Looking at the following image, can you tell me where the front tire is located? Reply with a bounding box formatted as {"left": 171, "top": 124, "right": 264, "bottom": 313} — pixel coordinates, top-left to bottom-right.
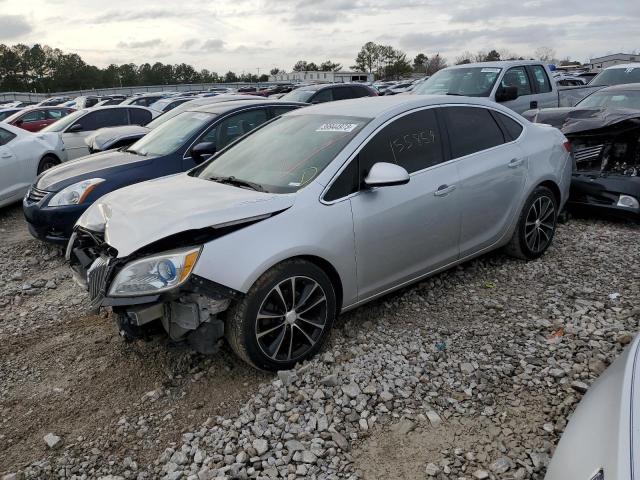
{"left": 37, "top": 155, "right": 59, "bottom": 174}
{"left": 225, "top": 259, "right": 336, "bottom": 371}
{"left": 505, "top": 186, "right": 558, "bottom": 260}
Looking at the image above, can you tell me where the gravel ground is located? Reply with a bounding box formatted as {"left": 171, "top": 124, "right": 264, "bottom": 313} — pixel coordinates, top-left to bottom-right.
{"left": 0, "top": 202, "right": 638, "bottom": 480}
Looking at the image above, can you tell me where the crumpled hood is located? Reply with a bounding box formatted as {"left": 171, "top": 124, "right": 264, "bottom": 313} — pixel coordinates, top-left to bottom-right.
{"left": 522, "top": 107, "right": 640, "bottom": 134}
{"left": 85, "top": 125, "right": 150, "bottom": 151}
{"left": 77, "top": 173, "right": 296, "bottom": 258}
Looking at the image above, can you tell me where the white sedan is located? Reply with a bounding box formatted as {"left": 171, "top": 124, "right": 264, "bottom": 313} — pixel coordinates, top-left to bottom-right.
{"left": 0, "top": 122, "right": 66, "bottom": 208}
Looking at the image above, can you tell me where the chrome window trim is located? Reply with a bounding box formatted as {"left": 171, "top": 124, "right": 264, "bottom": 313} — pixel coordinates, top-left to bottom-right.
{"left": 320, "top": 103, "right": 524, "bottom": 205}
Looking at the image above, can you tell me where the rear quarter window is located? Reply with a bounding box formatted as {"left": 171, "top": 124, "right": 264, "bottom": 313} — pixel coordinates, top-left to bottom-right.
{"left": 492, "top": 111, "right": 524, "bottom": 141}
{"left": 443, "top": 106, "right": 506, "bottom": 158}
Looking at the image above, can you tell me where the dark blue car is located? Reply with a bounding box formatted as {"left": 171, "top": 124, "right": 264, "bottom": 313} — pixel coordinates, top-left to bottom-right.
{"left": 23, "top": 100, "right": 305, "bottom": 244}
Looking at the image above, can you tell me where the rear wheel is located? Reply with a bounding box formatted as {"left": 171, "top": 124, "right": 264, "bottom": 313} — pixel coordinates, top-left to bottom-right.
{"left": 37, "top": 155, "right": 59, "bottom": 174}
{"left": 505, "top": 186, "right": 558, "bottom": 260}
{"left": 225, "top": 259, "right": 336, "bottom": 371}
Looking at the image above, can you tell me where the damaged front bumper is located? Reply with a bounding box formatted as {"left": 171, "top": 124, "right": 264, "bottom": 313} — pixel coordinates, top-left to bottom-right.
{"left": 67, "top": 228, "right": 242, "bottom": 352}
{"left": 569, "top": 172, "right": 640, "bottom": 220}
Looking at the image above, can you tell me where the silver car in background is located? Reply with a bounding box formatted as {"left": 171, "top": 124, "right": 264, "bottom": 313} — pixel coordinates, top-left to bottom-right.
{"left": 68, "top": 95, "right": 572, "bottom": 370}
{"left": 545, "top": 334, "right": 639, "bottom": 480}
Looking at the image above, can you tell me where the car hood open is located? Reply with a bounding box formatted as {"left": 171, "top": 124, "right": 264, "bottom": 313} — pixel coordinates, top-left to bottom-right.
{"left": 76, "top": 173, "right": 296, "bottom": 258}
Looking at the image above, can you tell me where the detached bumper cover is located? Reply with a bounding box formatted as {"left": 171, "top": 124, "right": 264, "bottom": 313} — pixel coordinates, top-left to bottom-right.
{"left": 569, "top": 172, "right": 640, "bottom": 220}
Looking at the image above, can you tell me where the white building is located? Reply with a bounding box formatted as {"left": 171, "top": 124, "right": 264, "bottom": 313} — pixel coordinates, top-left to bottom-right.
{"left": 588, "top": 53, "right": 639, "bottom": 70}
{"left": 269, "top": 70, "right": 374, "bottom": 83}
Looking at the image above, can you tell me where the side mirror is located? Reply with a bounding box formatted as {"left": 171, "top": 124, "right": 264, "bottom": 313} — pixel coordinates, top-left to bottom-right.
{"left": 495, "top": 86, "right": 518, "bottom": 102}
{"left": 191, "top": 142, "right": 217, "bottom": 163}
{"left": 68, "top": 123, "right": 83, "bottom": 133}
{"left": 364, "top": 162, "right": 409, "bottom": 188}
{"left": 15, "top": 119, "right": 24, "bottom": 126}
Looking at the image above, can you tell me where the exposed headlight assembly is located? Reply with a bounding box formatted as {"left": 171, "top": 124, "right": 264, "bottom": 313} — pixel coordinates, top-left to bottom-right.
{"left": 48, "top": 178, "right": 105, "bottom": 206}
{"left": 108, "top": 247, "right": 201, "bottom": 297}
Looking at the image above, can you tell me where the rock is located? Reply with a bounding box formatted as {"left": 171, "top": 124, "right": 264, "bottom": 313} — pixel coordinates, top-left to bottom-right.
{"left": 379, "top": 391, "right": 393, "bottom": 402}
{"left": 391, "top": 418, "right": 415, "bottom": 435}
{"left": 473, "top": 469, "right": 490, "bottom": 479}
{"left": 43, "top": 432, "right": 62, "bottom": 449}
{"left": 320, "top": 373, "right": 339, "bottom": 387}
{"left": 331, "top": 431, "right": 349, "bottom": 451}
{"left": 616, "top": 333, "right": 633, "bottom": 345}
{"left": 571, "top": 381, "right": 589, "bottom": 393}
{"left": 490, "top": 457, "right": 512, "bottom": 474}
{"left": 45, "top": 280, "right": 57, "bottom": 289}
{"left": 301, "top": 450, "right": 317, "bottom": 464}
{"left": 425, "top": 463, "right": 439, "bottom": 476}
{"left": 426, "top": 410, "right": 442, "bottom": 427}
{"left": 460, "top": 362, "right": 475, "bottom": 374}
{"left": 342, "top": 382, "right": 361, "bottom": 399}
{"left": 277, "top": 370, "right": 296, "bottom": 386}
{"left": 253, "top": 438, "right": 269, "bottom": 456}
{"left": 285, "top": 439, "right": 304, "bottom": 453}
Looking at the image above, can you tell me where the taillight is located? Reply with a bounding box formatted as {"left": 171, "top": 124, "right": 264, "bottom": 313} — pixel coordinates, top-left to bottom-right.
{"left": 563, "top": 140, "right": 572, "bottom": 153}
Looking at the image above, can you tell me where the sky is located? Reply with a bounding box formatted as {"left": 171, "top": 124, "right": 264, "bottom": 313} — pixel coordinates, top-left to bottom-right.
{"left": 0, "top": 0, "right": 638, "bottom": 73}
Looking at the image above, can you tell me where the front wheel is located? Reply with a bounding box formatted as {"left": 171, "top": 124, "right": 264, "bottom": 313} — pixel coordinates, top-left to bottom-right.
{"left": 225, "top": 259, "right": 336, "bottom": 371}
{"left": 505, "top": 186, "right": 558, "bottom": 260}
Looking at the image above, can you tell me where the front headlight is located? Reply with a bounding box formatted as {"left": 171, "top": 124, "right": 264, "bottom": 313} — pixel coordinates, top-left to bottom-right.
{"left": 48, "top": 178, "right": 105, "bottom": 207}
{"left": 108, "top": 247, "right": 201, "bottom": 297}
{"left": 617, "top": 194, "right": 639, "bottom": 209}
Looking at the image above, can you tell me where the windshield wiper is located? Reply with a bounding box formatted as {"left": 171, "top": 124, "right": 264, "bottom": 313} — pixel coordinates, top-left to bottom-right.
{"left": 209, "top": 175, "right": 265, "bottom": 192}
{"left": 446, "top": 92, "right": 464, "bottom": 96}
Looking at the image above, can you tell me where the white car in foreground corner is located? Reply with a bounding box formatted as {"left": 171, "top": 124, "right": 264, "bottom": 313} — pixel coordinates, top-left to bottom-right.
{"left": 0, "top": 122, "right": 66, "bottom": 208}
{"left": 545, "top": 333, "right": 639, "bottom": 480}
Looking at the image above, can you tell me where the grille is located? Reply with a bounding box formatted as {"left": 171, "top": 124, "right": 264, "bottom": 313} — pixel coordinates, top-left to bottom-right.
{"left": 87, "top": 256, "right": 110, "bottom": 307}
{"left": 26, "top": 186, "right": 49, "bottom": 203}
{"left": 574, "top": 144, "right": 604, "bottom": 163}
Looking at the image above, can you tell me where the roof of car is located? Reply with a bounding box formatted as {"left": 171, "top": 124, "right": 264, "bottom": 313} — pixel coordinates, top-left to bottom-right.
{"left": 287, "top": 94, "right": 507, "bottom": 118}
{"left": 297, "top": 83, "right": 369, "bottom": 91}
{"left": 447, "top": 60, "right": 547, "bottom": 70}
{"left": 599, "top": 82, "right": 640, "bottom": 92}
{"left": 189, "top": 99, "right": 307, "bottom": 115}
{"left": 604, "top": 63, "right": 640, "bottom": 69}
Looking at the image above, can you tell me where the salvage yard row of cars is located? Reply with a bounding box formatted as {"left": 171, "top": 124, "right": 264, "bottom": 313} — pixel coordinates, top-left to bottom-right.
{"left": 0, "top": 60, "right": 639, "bottom": 478}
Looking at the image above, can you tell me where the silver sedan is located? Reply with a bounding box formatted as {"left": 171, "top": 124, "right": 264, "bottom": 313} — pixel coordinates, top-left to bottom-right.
{"left": 68, "top": 95, "right": 572, "bottom": 370}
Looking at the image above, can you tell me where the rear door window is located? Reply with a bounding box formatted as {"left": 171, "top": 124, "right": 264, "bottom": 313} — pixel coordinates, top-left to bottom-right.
{"left": 46, "top": 109, "right": 69, "bottom": 120}
{"left": 529, "top": 65, "right": 552, "bottom": 93}
{"left": 211, "top": 108, "right": 269, "bottom": 150}
{"left": 358, "top": 108, "right": 444, "bottom": 179}
{"left": 349, "top": 86, "right": 370, "bottom": 98}
{"left": 501, "top": 67, "right": 532, "bottom": 96}
{"left": 129, "top": 108, "right": 153, "bottom": 125}
{"left": 21, "top": 110, "right": 46, "bottom": 122}
{"left": 333, "top": 87, "right": 353, "bottom": 101}
{"left": 443, "top": 106, "right": 505, "bottom": 158}
{"left": 311, "top": 88, "right": 333, "bottom": 103}
{"left": 78, "top": 109, "right": 129, "bottom": 131}
{"left": 0, "top": 127, "right": 16, "bottom": 146}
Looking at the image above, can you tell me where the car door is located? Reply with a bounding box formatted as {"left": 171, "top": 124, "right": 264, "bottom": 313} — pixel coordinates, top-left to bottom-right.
{"left": 527, "top": 64, "right": 557, "bottom": 109}
{"left": 499, "top": 66, "right": 536, "bottom": 113}
{"left": 183, "top": 107, "right": 269, "bottom": 169}
{"left": 15, "top": 110, "right": 48, "bottom": 132}
{"left": 63, "top": 108, "right": 129, "bottom": 160}
{"left": 0, "top": 127, "right": 23, "bottom": 202}
{"left": 442, "top": 106, "right": 526, "bottom": 257}
{"left": 346, "top": 108, "right": 461, "bottom": 301}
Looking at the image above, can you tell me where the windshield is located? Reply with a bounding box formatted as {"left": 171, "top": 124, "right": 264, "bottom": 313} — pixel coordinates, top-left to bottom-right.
{"left": 280, "top": 89, "right": 315, "bottom": 103}
{"left": 590, "top": 67, "right": 640, "bottom": 87}
{"left": 194, "top": 114, "right": 370, "bottom": 193}
{"left": 41, "top": 109, "right": 85, "bottom": 132}
{"left": 128, "top": 111, "right": 216, "bottom": 157}
{"left": 412, "top": 67, "right": 501, "bottom": 97}
{"left": 577, "top": 90, "right": 640, "bottom": 109}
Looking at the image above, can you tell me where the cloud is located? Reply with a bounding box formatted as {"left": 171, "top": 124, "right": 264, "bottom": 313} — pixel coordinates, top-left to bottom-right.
{"left": 0, "top": 14, "right": 32, "bottom": 39}
{"left": 181, "top": 38, "right": 199, "bottom": 50}
{"left": 93, "top": 9, "right": 184, "bottom": 24}
{"left": 202, "top": 39, "right": 225, "bottom": 51}
{"left": 117, "top": 39, "right": 164, "bottom": 49}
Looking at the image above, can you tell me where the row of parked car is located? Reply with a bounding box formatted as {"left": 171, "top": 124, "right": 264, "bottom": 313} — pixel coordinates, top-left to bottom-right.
{"left": 0, "top": 60, "right": 638, "bottom": 477}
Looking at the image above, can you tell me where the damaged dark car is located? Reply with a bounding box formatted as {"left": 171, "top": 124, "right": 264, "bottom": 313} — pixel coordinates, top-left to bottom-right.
{"left": 523, "top": 83, "right": 640, "bottom": 220}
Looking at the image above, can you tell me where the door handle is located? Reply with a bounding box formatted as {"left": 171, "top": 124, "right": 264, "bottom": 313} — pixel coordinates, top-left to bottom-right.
{"left": 434, "top": 184, "right": 456, "bottom": 197}
{"left": 508, "top": 158, "right": 524, "bottom": 168}
{"left": 530, "top": 100, "right": 538, "bottom": 109}
{"left": 0, "top": 152, "right": 11, "bottom": 158}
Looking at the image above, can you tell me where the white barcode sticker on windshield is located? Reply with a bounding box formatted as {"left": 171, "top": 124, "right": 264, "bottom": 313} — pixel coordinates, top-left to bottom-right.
{"left": 481, "top": 68, "right": 501, "bottom": 73}
{"left": 316, "top": 123, "right": 358, "bottom": 132}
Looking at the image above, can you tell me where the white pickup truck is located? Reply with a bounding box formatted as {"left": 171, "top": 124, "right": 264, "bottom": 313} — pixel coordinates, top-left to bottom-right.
{"left": 411, "top": 60, "right": 600, "bottom": 114}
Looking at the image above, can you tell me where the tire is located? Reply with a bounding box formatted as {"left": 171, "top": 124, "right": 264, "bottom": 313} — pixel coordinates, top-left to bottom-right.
{"left": 225, "top": 259, "right": 336, "bottom": 371}
{"left": 505, "top": 186, "right": 558, "bottom": 260}
{"left": 37, "top": 155, "right": 59, "bottom": 174}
